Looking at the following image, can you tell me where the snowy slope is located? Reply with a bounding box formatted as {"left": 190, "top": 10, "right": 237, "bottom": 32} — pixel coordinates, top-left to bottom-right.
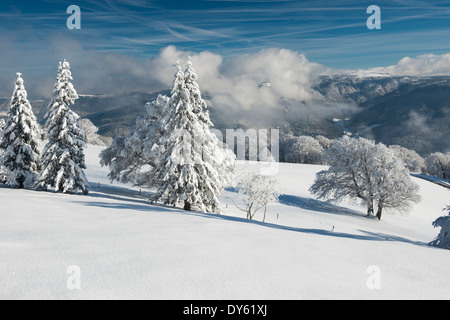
{"left": 0, "top": 145, "right": 449, "bottom": 300}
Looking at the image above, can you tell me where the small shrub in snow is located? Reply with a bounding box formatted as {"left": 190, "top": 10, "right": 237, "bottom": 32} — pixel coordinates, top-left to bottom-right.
{"left": 233, "top": 171, "right": 280, "bottom": 222}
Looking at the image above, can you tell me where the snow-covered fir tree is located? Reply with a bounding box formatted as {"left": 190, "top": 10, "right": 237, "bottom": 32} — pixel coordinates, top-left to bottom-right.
{"left": 100, "top": 94, "right": 169, "bottom": 187}
{"left": 151, "top": 59, "right": 235, "bottom": 213}
{"left": 184, "top": 56, "right": 208, "bottom": 116}
{"left": 309, "top": 136, "right": 421, "bottom": 220}
{"left": 36, "top": 60, "right": 89, "bottom": 195}
{"left": 0, "top": 73, "right": 41, "bottom": 188}
{"left": 183, "top": 57, "right": 235, "bottom": 187}
{"left": 429, "top": 205, "right": 450, "bottom": 250}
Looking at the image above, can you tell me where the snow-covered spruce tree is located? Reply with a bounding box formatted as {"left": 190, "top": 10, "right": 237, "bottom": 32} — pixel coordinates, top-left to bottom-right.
{"left": 429, "top": 205, "right": 450, "bottom": 250}
{"left": 100, "top": 94, "right": 169, "bottom": 187}
{"left": 151, "top": 59, "right": 235, "bottom": 213}
{"left": 0, "top": 73, "right": 41, "bottom": 188}
{"left": 183, "top": 57, "right": 236, "bottom": 187}
{"left": 309, "top": 136, "right": 420, "bottom": 221}
{"left": 36, "top": 60, "right": 89, "bottom": 195}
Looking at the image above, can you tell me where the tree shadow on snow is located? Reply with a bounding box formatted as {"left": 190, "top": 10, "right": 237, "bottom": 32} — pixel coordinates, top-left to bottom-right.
{"left": 357, "top": 230, "right": 427, "bottom": 246}
{"left": 278, "top": 194, "right": 365, "bottom": 218}
{"left": 79, "top": 200, "right": 176, "bottom": 213}
{"left": 180, "top": 211, "right": 428, "bottom": 247}
{"left": 226, "top": 187, "right": 367, "bottom": 218}
{"left": 71, "top": 182, "right": 175, "bottom": 214}
{"left": 79, "top": 183, "right": 426, "bottom": 247}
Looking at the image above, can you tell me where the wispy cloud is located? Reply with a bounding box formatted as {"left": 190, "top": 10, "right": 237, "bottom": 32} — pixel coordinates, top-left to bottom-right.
{"left": 1, "top": 0, "right": 450, "bottom": 80}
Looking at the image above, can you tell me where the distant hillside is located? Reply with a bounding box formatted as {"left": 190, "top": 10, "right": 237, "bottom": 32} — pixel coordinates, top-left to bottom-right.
{"left": 348, "top": 78, "right": 450, "bottom": 155}
{"left": 311, "top": 74, "right": 404, "bottom": 105}
{"left": 1, "top": 75, "right": 450, "bottom": 155}
{"left": 0, "top": 90, "right": 170, "bottom": 138}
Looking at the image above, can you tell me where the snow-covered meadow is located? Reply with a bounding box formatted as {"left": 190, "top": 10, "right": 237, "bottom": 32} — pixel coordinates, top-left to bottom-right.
{"left": 1, "top": 144, "right": 449, "bottom": 300}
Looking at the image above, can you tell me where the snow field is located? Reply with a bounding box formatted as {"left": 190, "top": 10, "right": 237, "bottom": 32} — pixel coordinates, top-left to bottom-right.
{"left": 0, "top": 145, "right": 449, "bottom": 299}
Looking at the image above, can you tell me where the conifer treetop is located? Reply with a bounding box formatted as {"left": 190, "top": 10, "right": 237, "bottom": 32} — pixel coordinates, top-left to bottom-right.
{"left": 50, "top": 59, "right": 79, "bottom": 111}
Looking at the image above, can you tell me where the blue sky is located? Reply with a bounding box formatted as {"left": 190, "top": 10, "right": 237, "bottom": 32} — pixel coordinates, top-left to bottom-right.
{"left": 1, "top": 0, "right": 450, "bottom": 96}
{"left": 2, "top": 0, "right": 450, "bottom": 66}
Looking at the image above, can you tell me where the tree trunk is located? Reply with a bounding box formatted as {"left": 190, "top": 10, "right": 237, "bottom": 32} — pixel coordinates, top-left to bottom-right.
{"left": 183, "top": 200, "right": 191, "bottom": 211}
{"left": 17, "top": 175, "right": 25, "bottom": 189}
{"left": 367, "top": 198, "right": 374, "bottom": 216}
{"left": 376, "top": 203, "right": 383, "bottom": 221}
{"left": 247, "top": 203, "right": 253, "bottom": 219}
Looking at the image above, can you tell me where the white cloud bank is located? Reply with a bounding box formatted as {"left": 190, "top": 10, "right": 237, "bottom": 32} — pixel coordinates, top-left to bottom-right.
{"left": 1, "top": 44, "right": 329, "bottom": 108}
{"left": 42, "top": 45, "right": 331, "bottom": 115}
{"left": 360, "top": 54, "right": 450, "bottom": 77}
{"left": 3, "top": 41, "right": 450, "bottom": 114}
{"left": 138, "top": 46, "right": 331, "bottom": 111}
{"left": 188, "top": 47, "right": 331, "bottom": 110}
{"left": 85, "top": 48, "right": 450, "bottom": 111}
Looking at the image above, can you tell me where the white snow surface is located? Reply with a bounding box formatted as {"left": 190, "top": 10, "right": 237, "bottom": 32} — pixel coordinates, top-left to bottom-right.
{"left": 1, "top": 145, "right": 449, "bottom": 300}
